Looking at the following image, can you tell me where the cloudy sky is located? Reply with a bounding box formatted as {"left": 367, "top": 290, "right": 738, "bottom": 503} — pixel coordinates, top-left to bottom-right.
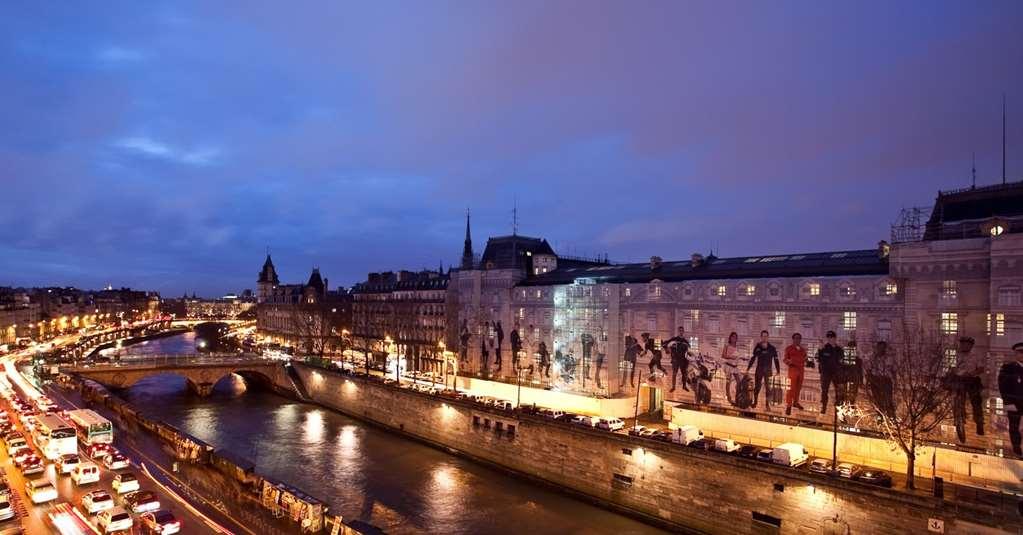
{"left": 2, "top": 1, "right": 1021, "bottom": 296}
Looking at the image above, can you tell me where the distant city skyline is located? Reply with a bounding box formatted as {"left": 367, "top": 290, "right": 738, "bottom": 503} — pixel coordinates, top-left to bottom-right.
{"left": 2, "top": 1, "right": 1022, "bottom": 296}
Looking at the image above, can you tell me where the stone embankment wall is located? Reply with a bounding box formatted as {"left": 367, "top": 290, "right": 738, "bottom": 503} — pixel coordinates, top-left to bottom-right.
{"left": 295, "top": 363, "right": 1021, "bottom": 534}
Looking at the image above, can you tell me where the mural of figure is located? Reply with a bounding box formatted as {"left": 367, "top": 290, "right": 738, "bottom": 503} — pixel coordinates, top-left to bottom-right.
{"left": 538, "top": 340, "right": 551, "bottom": 378}
{"left": 817, "top": 330, "right": 843, "bottom": 414}
{"left": 459, "top": 319, "right": 471, "bottom": 363}
{"left": 620, "top": 333, "right": 640, "bottom": 388}
{"left": 581, "top": 332, "right": 595, "bottom": 375}
{"left": 664, "top": 326, "right": 691, "bottom": 393}
{"left": 688, "top": 353, "right": 718, "bottom": 405}
{"left": 997, "top": 342, "right": 1023, "bottom": 456}
{"left": 949, "top": 336, "right": 985, "bottom": 443}
{"left": 866, "top": 340, "right": 895, "bottom": 417}
{"left": 510, "top": 323, "right": 522, "bottom": 369}
{"left": 642, "top": 333, "right": 666, "bottom": 379}
{"left": 480, "top": 331, "right": 490, "bottom": 371}
{"left": 783, "top": 333, "right": 807, "bottom": 415}
{"left": 721, "top": 332, "right": 747, "bottom": 407}
{"left": 494, "top": 321, "right": 504, "bottom": 372}
{"left": 835, "top": 340, "right": 863, "bottom": 407}
{"left": 746, "top": 330, "right": 779, "bottom": 409}
{"left": 523, "top": 324, "right": 536, "bottom": 375}
{"left": 593, "top": 339, "right": 606, "bottom": 389}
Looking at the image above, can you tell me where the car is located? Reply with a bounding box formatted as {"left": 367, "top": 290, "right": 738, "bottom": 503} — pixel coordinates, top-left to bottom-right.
{"left": 82, "top": 490, "right": 114, "bottom": 515}
{"left": 72, "top": 462, "right": 101, "bottom": 486}
{"left": 102, "top": 452, "right": 130, "bottom": 470}
{"left": 713, "top": 439, "right": 741, "bottom": 453}
{"left": 836, "top": 462, "right": 861, "bottom": 479}
{"left": 122, "top": 490, "right": 160, "bottom": 514}
{"left": 0, "top": 500, "right": 12, "bottom": 522}
{"left": 571, "top": 415, "right": 595, "bottom": 427}
{"left": 112, "top": 473, "right": 140, "bottom": 495}
{"left": 595, "top": 418, "right": 625, "bottom": 432}
{"left": 688, "top": 438, "right": 712, "bottom": 450}
{"left": 494, "top": 400, "right": 515, "bottom": 411}
{"left": 3, "top": 434, "right": 27, "bottom": 455}
{"left": 808, "top": 458, "right": 834, "bottom": 474}
{"left": 854, "top": 469, "right": 893, "bottom": 488}
{"left": 25, "top": 479, "right": 57, "bottom": 504}
{"left": 651, "top": 430, "right": 673, "bottom": 442}
{"left": 639, "top": 428, "right": 659, "bottom": 439}
{"left": 140, "top": 509, "right": 182, "bottom": 534}
{"left": 59, "top": 454, "right": 80, "bottom": 475}
{"left": 545, "top": 410, "right": 566, "bottom": 420}
{"left": 756, "top": 448, "right": 774, "bottom": 462}
{"left": 12, "top": 449, "right": 35, "bottom": 466}
{"left": 86, "top": 443, "right": 113, "bottom": 459}
{"left": 18, "top": 455, "right": 44, "bottom": 475}
{"left": 97, "top": 507, "right": 133, "bottom": 533}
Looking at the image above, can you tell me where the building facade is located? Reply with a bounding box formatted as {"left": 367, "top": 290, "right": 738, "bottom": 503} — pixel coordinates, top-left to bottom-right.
{"left": 255, "top": 259, "right": 352, "bottom": 355}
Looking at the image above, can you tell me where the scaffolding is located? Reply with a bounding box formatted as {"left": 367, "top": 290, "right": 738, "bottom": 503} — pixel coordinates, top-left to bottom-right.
{"left": 552, "top": 281, "right": 609, "bottom": 396}
{"left": 890, "top": 206, "right": 927, "bottom": 243}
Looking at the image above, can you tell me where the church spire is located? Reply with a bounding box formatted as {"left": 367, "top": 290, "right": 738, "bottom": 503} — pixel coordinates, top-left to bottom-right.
{"left": 461, "top": 209, "right": 474, "bottom": 270}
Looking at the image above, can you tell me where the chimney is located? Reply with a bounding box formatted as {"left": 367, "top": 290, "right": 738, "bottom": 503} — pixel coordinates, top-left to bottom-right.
{"left": 650, "top": 256, "right": 662, "bottom": 271}
{"left": 877, "top": 240, "right": 890, "bottom": 259}
{"left": 691, "top": 253, "right": 705, "bottom": 267}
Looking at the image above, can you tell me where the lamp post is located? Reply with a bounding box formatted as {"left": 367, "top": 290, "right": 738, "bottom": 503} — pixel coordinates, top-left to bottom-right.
{"left": 633, "top": 378, "right": 645, "bottom": 432}
{"left": 516, "top": 364, "right": 523, "bottom": 407}
{"left": 832, "top": 402, "right": 839, "bottom": 475}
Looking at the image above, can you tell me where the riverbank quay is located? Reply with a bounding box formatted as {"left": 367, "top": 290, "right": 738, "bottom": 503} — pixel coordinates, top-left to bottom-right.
{"left": 54, "top": 372, "right": 365, "bottom": 534}
{"left": 292, "top": 361, "right": 1023, "bottom": 534}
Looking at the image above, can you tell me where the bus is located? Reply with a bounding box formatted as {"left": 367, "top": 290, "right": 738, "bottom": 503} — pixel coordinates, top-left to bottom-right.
{"left": 35, "top": 414, "right": 78, "bottom": 460}
{"left": 67, "top": 409, "right": 113, "bottom": 446}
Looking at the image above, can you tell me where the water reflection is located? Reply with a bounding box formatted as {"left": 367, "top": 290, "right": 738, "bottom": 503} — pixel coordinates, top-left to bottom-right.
{"left": 123, "top": 334, "right": 665, "bottom": 535}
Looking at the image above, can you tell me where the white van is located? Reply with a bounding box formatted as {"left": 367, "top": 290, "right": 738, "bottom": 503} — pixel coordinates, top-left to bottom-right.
{"left": 713, "top": 438, "right": 741, "bottom": 453}
{"left": 771, "top": 443, "right": 809, "bottom": 467}
{"left": 72, "top": 462, "right": 101, "bottom": 486}
{"left": 672, "top": 425, "right": 703, "bottom": 446}
{"left": 596, "top": 418, "right": 624, "bottom": 432}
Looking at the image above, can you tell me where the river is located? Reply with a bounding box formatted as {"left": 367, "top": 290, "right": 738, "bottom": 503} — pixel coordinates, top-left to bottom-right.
{"left": 118, "top": 333, "right": 665, "bottom": 535}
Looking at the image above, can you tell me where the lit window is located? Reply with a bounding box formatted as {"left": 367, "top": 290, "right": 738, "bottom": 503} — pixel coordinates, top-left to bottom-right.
{"left": 842, "top": 345, "right": 857, "bottom": 366}
{"left": 842, "top": 311, "right": 857, "bottom": 330}
{"left": 991, "top": 225, "right": 1005, "bottom": 237}
{"left": 716, "top": 285, "right": 726, "bottom": 297}
{"left": 743, "top": 284, "right": 756, "bottom": 297}
{"left": 943, "top": 348, "right": 958, "bottom": 371}
{"left": 995, "top": 313, "right": 1005, "bottom": 336}
{"left": 517, "top": 308, "right": 525, "bottom": 320}
{"left": 651, "top": 285, "right": 662, "bottom": 298}
{"left": 839, "top": 285, "right": 856, "bottom": 298}
{"left": 771, "top": 312, "right": 785, "bottom": 328}
{"left": 942, "top": 280, "right": 957, "bottom": 298}
{"left": 808, "top": 283, "right": 821, "bottom": 296}
{"left": 940, "top": 312, "right": 958, "bottom": 335}
{"left": 690, "top": 336, "right": 700, "bottom": 353}
{"left": 535, "top": 289, "right": 542, "bottom": 299}
{"left": 624, "top": 287, "right": 631, "bottom": 297}
{"left": 884, "top": 282, "right": 898, "bottom": 296}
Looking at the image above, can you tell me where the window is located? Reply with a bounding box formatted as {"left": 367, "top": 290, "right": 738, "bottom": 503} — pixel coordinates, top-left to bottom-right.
{"left": 883, "top": 282, "right": 898, "bottom": 296}
{"left": 716, "top": 285, "right": 727, "bottom": 297}
{"left": 841, "top": 345, "right": 857, "bottom": 366}
{"left": 690, "top": 336, "right": 699, "bottom": 353}
{"left": 743, "top": 284, "right": 756, "bottom": 297}
{"left": 839, "top": 285, "right": 856, "bottom": 298}
{"left": 624, "top": 287, "right": 631, "bottom": 297}
{"left": 651, "top": 285, "right": 662, "bottom": 298}
{"left": 877, "top": 319, "right": 892, "bottom": 341}
{"left": 736, "top": 316, "right": 749, "bottom": 336}
{"left": 495, "top": 421, "right": 504, "bottom": 433}
{"left": 646, "top": 313, "right": 657, "bottom": 332}
{"left": 507, "top": 424, "right": 516, "bottom": 437}
{"left": 517, "top": 307, "right": 525, "bottom": 320}
{"left": 942, "top": 280, "right": 957, "bottom": 298}
{"left": 768, "top": 284, "right": 781, "bottom": 298}
{"left": 842, "top": 311, "right": 857, "bottom": 331}
{"left": 999, "top": 286, "right": 1021, "bottom": 306}
{"left": 991, "top": 224, "right": 1005, "bottom": 237}
{"left": 534, "top": 289, "right": 542, "bottom": 299}
{"left": 808, "top": 282, "right": 821, "bottom": 296}
{"left": 683, "top": 286, "right": 694, "bottom": 298}
{"left": 771, "top": 312, "right": 786, "bottom": 328}
{"left": 943, "top": 348, "right": 957, "bottom": 372}
{"left": 995, "top": 313, "right": 1005, "bottom": 336}
{"left": 800, "top": 318, "right": 815, "bottom": 338}
{"left": 940, "top": 312, "right": 958, "bottom": 335}
{"left": 707, "top": 316, "right": 720, "bottom": 333}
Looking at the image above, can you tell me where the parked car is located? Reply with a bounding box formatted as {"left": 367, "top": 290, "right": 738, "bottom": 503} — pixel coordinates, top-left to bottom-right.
{"left": 546, "top": 410, "right": 566, "bottom": 420}
{"left": 627, "top": 425, "right": 647, "bottom": 437}
{"left": 672, "top": 425, "right": 704, "bottom": 446}
{"left": 494, "top": 400, "right": 515, "bottom": 411}
{"left": 82, "top": 490, "right": 115, "bottom": 514}
{"left": 854, "top": 469, "right": 893, "bottom": 488}
{"left": 25, "top": 479, "right": 57, "bottom": 504}
{"left": 0, "top": 499, "right": 12, "bottom": 522}
{"left": 555, "top": 412, "right": 578, "bottom": 422}
{"left": 72, "top": 462, "right": 101, "bottom": 486}
{"left": 595, "top": 418, "right": 625, "bottom": 432}
{"left": 688, "top": 438, "right": 712, "bottom": 450}
{"left": 755, "top": 448, "right": 774, "bottom": 462}
{"left": 97, "top": 506, "right": 133, "bottom": 533}
{"left": 140, "top": 509, "right": 182, "bottom": 534}
{"left": 59, "top": 454, "right": 80, "bottom": 475}
{"left": 102, "top": 452, "right": 130, "bottom": 470}
{"left": 713, "top": 439, "right": 741, "bottom": 453}
{"left": 651, "top": 430, "right": 673, "bottom": 442}
{"left": 122, "top": 490, "right": 160, "bottom": 514}
{"left": 571, "top": 415, "right": 595, "bottom": 427}
{"left": 808, "top": 458, "right": 834, "bottom": 474}
{"left": 836, "top": 462, "right": 860, "bottom": 479}
{"left": 771, "top": 443, "right": 810, "bottom": 467}
{"left": 112, "top": 473, "right": 140, "bottom": 495}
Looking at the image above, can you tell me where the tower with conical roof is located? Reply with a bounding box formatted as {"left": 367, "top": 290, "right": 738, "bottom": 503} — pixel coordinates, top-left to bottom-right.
{"left": 460, "top": 209, "right": 474, "bottom": 270}
{"left": 257, "top": 253, "right": 279, "bottom": 303}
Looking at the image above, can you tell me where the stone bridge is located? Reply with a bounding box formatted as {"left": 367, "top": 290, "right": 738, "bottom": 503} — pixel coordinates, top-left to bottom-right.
{"left": 61, "top": 354, "right": 297, "bottom": 397}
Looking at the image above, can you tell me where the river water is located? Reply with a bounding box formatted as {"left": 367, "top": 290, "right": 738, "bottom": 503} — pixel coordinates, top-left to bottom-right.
{"left": 119, "top": 333, "right": 665, "bottom": 535}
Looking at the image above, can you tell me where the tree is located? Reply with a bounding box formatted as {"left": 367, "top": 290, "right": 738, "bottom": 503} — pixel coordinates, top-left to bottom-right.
{"left": 863, "top": 322, "right": 953, "bottom": 489}
{"left": 290, "top": 302, "right": 339, "bottom": 361}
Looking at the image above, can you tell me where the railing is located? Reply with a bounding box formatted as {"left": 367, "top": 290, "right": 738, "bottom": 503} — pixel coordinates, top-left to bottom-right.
{"left": 65, "top": 354, "right": 276, "bottom": 370}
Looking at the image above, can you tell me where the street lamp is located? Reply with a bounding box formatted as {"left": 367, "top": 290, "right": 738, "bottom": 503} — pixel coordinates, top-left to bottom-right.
{"left": 633, "top": 379, "right": 647, "bottom": 433}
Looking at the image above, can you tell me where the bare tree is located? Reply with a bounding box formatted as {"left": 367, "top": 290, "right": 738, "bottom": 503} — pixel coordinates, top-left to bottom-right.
{"left": 290, "top": 303, "right": 338, "bottom": 360}
{"left": 863, "top": 322, "right": 953, "bottom": 489}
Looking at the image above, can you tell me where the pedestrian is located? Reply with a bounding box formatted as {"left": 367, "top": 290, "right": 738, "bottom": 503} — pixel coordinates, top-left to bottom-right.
{"left": 817, "top": 331, "right": 843, "bottom": 414}
{"left": 538, "top": 341, "right": 551, "bottom": 378}
{"left": 783, "top": 333, "right": 807, "bottom": 415}
{"left": 495, "top": 321, "right": 504, "bottom": 372}
{"left": 949, "top": 336, "right": 985, "bottom": 443}
{"left": 664, "top": 326, "right": 691, "bottom": 393}
{"left": 620, "top": 333, "right": 640, "bottom": 388}
{"left": 642, "top": 333, "right": 667, "bottom": 378}
{"left": 998, "top": 342, "right": 1023, "bottom": 456}
{"left": 510, "top": 323, "right": 522, "bottom": 369}
{"left": 747, "top": 330, "right": 780, "bottom": 409}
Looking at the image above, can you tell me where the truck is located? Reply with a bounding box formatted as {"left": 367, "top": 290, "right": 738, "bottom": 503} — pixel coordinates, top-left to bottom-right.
{"left": 771, "top": 442, "right": 810, "bottom": 467}
{"left": 672, "top": 425, "right": 703, "bottom": 446}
